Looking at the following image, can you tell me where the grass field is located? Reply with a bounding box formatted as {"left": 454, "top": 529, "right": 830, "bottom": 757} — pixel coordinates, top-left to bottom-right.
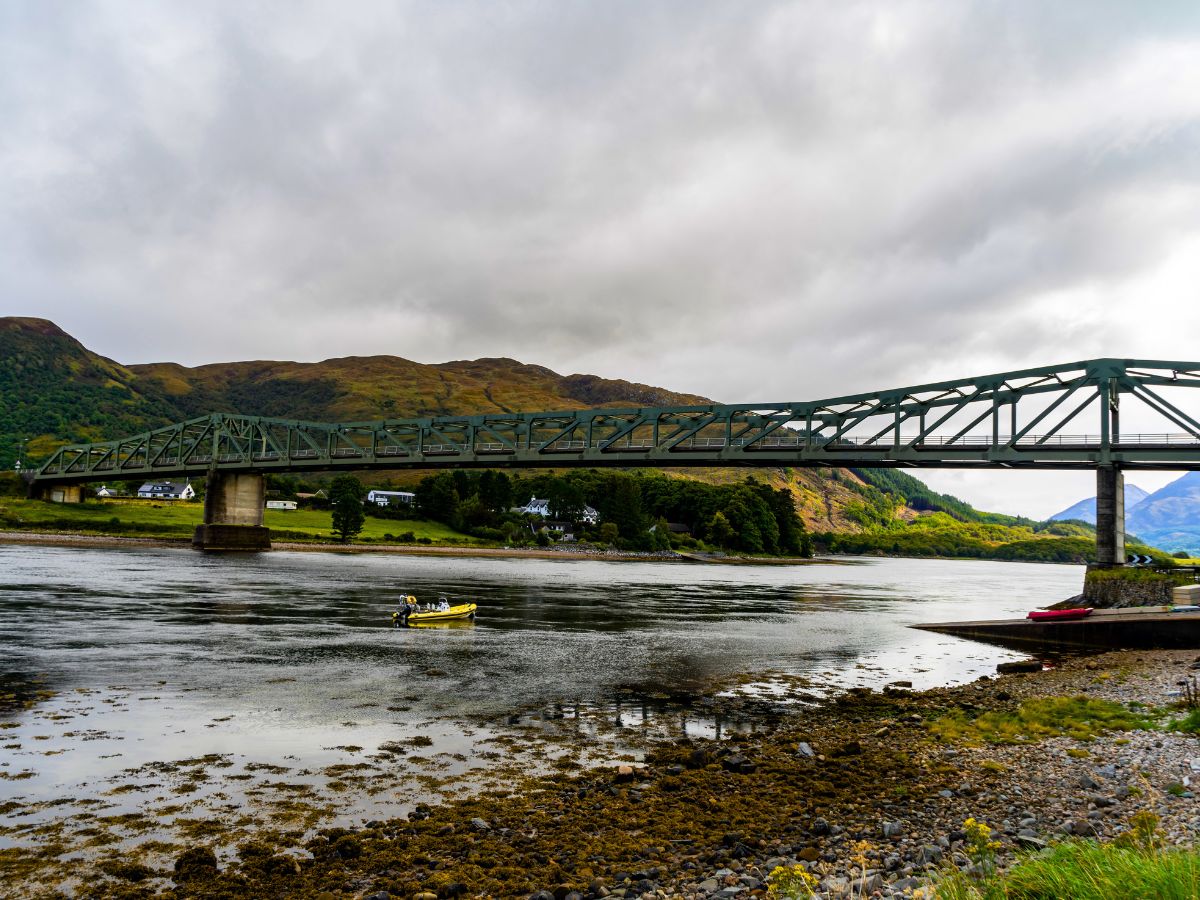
{"left": 0, "top": 498, "right": 472, "bottom": 544}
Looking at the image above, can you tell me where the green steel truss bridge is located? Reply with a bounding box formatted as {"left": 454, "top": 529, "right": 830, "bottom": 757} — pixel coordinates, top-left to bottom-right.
{"left": 31, "top": 358, "right": 1200, "bottom": 558}
{"left": 34, "top": 358, "right": 1200, "bottom": 481}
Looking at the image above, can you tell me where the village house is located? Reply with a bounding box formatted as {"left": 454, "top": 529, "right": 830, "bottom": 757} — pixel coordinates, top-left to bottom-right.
{"left": 540, "top": 521, "right": 579, "bottom": 541}
{"left": 366, "top": 489, "right": 415, "bottom": 507}
{"left": 518, "top": 496, "right": 599, "bottom": 525}
{"left": 95, "top": 484, "right": 115, "bottom": 498}
{"left": 136, "top": 481, "right": 195, "bottom": 501}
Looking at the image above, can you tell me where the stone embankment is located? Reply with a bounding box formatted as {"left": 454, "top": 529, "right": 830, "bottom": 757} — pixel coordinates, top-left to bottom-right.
{"left": 1080, "top": 566, "right": 1198, "bottom": 608}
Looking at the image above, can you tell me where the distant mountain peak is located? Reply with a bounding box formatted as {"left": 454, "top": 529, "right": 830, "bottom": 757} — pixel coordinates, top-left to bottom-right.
{"left": 1126, "top": 472, "right": 1200, "bottom": 555}
{"left": 1048, "top": 482, "right": 1150, "bottom": 525}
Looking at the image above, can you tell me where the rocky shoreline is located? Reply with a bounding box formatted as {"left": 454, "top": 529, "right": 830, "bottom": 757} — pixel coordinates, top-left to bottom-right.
{"left": 11, "top": 648, "right": 1192, "bottom": 899}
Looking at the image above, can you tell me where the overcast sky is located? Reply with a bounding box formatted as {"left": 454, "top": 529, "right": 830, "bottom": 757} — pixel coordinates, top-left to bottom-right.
{"left": 3, "top": 1, "right": 1199, "bottom": 517}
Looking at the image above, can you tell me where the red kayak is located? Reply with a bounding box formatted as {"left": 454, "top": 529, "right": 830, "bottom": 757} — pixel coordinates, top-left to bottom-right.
{"left": 1027, "top": 607, "right": 1093, "bottom": 621}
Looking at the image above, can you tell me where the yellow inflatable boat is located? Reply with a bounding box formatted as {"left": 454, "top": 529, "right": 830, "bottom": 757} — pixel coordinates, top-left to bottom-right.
{"left": 392, "top": 596, "right": 477, "bottom": 627}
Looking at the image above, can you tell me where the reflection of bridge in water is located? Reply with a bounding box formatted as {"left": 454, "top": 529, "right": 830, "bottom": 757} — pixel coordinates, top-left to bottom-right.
{"left": 31, "top": 358, "right": 1200, "bottom": 558}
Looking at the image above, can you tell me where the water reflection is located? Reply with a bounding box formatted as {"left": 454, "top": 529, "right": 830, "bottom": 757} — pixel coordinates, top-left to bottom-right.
{"left": 0, "top": 543, "right": 1083, "bottom": 830}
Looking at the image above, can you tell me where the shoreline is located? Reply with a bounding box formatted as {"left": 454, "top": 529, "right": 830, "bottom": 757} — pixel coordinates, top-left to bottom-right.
{"left": 0, "top": 529, "right": 822, "bottom": 564}
{"left": 4, "top": 648, "right": 1197, "bottom": 897}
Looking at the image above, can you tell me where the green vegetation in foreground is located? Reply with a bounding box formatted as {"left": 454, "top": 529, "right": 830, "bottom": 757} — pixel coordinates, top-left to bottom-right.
{"left": 935, "top": 828, "right": 1200, "bottom": 899}
{"left": 928, "top": 696, "right": 1158, "bottom": 746}
{"left": 1169, "top": 708, "right": 1200, "bottom": 734}
{"left": 0, "top": 498, "right": 467, "bottom": 544}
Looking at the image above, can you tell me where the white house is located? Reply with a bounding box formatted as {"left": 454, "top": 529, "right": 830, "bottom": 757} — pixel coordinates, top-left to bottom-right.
{"left": 266, "top": 499, "right": 298, "bottom": 511}
{"left": 518, "top": 496, "right": 599, "bottom": 525}
{"left": 137, "top": 481, "right": 195, "bottom": 500}
{"left": 367, "top": 489, "right": 415, "bottom": 507}
{"left": 519, "top": 497, "right": 552, "bottom": 517}
{"left": 95, "top": 484, "right": 115, "bottom": 498}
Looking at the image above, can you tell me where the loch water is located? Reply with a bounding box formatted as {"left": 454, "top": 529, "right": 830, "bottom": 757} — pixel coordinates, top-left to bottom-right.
{"left": 0, "top": 544, "right": 1082, "bottom": 834}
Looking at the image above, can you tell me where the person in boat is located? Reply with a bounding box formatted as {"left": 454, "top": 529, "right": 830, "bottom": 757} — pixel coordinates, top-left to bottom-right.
{"left": 394, "top": 595, "right": 419, "bottom": 626}
{"left": 436, "top": 597, "right": 450, "bottom": 612}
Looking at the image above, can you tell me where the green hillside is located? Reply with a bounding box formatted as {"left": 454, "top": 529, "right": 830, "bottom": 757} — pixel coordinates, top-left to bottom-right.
{"left": 0, "top": 318, "right": 179, "bottom": 466}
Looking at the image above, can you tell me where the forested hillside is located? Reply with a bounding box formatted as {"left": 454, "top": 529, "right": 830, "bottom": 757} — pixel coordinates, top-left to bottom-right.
{"left": 0, "top": 318, "right": 179, "bottom": 464}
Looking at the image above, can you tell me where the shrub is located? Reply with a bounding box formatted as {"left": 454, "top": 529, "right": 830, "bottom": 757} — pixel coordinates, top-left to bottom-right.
{"left": 767, "top": 864, "right": 818, "bottom": 899}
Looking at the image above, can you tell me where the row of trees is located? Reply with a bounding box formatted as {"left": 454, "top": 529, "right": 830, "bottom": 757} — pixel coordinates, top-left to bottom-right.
{"left": 408, "top": 469, "right": 811, "bottom": 556}
{"left": 321, "top": 469, "right": 811, "bottom": 556}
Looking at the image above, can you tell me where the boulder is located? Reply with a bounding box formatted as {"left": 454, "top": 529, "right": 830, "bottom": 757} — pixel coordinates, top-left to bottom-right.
{"left": 997, "top": 659, "right": 1042, "bottom": 675}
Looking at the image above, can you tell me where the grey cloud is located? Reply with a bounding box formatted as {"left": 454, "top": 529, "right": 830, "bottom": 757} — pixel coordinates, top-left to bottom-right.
{"left": 2, "top": 0, "right": 1200, "bottom": 413}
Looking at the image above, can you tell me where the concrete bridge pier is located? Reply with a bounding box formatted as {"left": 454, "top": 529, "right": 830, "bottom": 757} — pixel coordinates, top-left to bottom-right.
{"left": 1094, "top": 465, "right": 1125, "bottom": 568}
{"left": 31, "top": 483, "right": 83, "bottom": 503}
{"left": 192, "top": 472, "right": 272, "bottom": 552}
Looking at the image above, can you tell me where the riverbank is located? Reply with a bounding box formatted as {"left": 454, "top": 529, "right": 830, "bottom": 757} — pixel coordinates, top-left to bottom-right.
{"left": 0, "top": 529, "right": 821, "bottom": 565}
{"left": 4, "top": 647, "right": 1196, "bottom": 899}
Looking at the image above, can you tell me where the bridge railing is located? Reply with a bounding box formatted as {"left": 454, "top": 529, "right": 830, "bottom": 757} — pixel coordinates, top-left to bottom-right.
{"left": 30, "top": 357, "right": 1200, "bottom": 481}
{"left": 34, "top": 431, "right": 1200, "bottom": 479}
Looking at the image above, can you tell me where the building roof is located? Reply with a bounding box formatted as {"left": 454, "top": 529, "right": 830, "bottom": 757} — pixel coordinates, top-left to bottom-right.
{"left": 138, "top": 481, "right": 190, "bottom": 493}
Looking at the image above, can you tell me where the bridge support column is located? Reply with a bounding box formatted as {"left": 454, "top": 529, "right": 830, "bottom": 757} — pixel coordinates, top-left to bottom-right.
{"left": 192, "top": 473, "right": 271, "bottom": 552}
{"left": 34, "top": 484, "right": 84, "bottom": 503}
{"left": 1094, "top": 465, "right": 1125, "bottom": 568}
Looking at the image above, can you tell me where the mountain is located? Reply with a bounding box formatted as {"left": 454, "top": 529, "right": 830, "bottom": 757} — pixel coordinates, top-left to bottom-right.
{"left": 1126, "top": 472, "right": 1200, "bottom": 555}
{"left": 1047, "top": 472, "right": 1200, "bottom": 554}
{"left": 1048, "top": 483, "right": 1150, "bottom": 525}
{"left": 0, "top": 318, "right": 180, "bottom": 462}
{"left": 0, "top": 316, "right": 898, "bottom": 531}
{"left": 127, "top": 355, "right": 708, "bottom": 422}
{"left": 0, "top": 316, "right": 705, "bottom": 456}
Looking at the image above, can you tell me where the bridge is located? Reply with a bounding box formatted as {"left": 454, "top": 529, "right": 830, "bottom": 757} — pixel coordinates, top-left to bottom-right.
{"left": 30, "top": 357, "right": 1200, "bottom": 557}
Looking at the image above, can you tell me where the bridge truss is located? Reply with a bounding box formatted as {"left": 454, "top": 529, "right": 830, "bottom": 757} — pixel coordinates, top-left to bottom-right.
{"left": 32, "top": 358, "right": 1200, "bottom": 484}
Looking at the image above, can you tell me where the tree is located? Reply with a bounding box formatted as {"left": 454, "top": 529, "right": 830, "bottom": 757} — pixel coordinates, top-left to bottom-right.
{"left": 547, "top": 479, "right": 586, "bottom": 522}
{"left": 416, "top": 472, "right": 461, "bottom": 526}
{"left": 479, "top": 470, "right": 513, "bottom": 513}
{"left": 457, "top": 494, "right": 491, "bottom": 530}
{"left": 599, "top": 522, "right": 619, "bottom": 545}
{"left": 606, "top": 475, "right": 645, "bottom": 538}
{"left": 707, "top": 511, "right": 735, "bottom": 548}
{"left": 330, "top": 475, "right": 366, "bottom": 543}
{"left": 651, "top": 516, "right": 672, "bottom": 551}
